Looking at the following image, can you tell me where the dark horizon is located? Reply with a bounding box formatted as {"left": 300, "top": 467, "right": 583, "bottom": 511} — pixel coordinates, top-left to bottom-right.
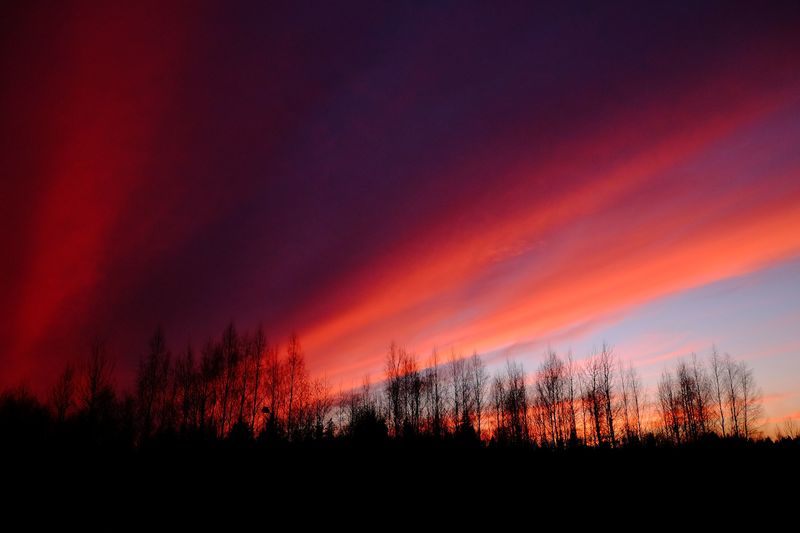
{"left": 1, "top": 323, "right": 790, "bottom": 450}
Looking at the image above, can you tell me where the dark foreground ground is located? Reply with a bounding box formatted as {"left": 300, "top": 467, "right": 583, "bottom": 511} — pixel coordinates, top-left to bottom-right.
{"left": 5, "top": 437, "right": 798, "bottom": 521}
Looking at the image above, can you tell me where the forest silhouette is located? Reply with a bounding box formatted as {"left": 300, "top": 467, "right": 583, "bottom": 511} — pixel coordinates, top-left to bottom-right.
{"left": 4, "top": 323, "right": 800, "bottom": 506}
{"left": 3, "top": 323, "right": 798, "bottom": 456}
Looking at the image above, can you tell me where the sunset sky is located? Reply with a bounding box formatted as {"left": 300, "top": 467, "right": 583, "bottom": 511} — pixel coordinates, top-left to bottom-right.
{"left": 2, "top": 2, "right": 799, "bottom": 426}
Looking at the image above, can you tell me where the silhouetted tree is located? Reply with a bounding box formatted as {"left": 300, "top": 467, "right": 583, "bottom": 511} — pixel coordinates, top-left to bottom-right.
{"left": 492, "top": 360, "right": 529, "bottom": 444}
{"left": 658, "top": 370, "right": 681, "bottom": 443}
{"left": 310, "top": 377, "right": 333, "bottom": 439}
{"left": 564, "top": 352, "right": 579, "bottom": 445}
{"left": 174, "top": 343, "right": 197, "bottom": 431}
{"left": 723, "top": 354, "right": 742, "bottom": 438}
{"left": 384, "top": 342, "right": 424, "bottom": 437}
{"left": 50, "top": 362, "right": 76, "bottom": 423}
{"left": 775, "top": 418, "right": 799, "bottom": 441}
{"left": 623, "top": 362, "right": 644, "bottom": 442}
{"left": 136, "top": 326, "right": 170, "bottom": 441}
{"left": 739, "top": 361, "right": 762, "bottom": 439}
{"left": 385, "top": 342, "right": 404, "bottom": 437}
{"left": 247, "top": 326, "right": 267, "bottom": 432}
{"left": 449, "top": 350, "right": 472, "bottom": 434}
{"left": 536, "top": 349, "right": 565, "bottom": 448}
{"left": 220, "top": 322, "right": 240, "bottom": 436}
{"left": 264, "top": 340, "right": 283, "bottom": 437}
{"left": 403, "top": 352, "right": 422, "bottom": 436}
{"left": 199, "top": 338, "right": 222, "bottom": 434}
{"left": 80, "top": 338, "right": 115, "bottom": 426}
{"left": 470, "top": 351, "right": 488, "bottom": 439}
{"left": 619, "top": 359, "right": 633, "bottom": 443}
{"left": 710, "top": 346, "right": 727, "bottom": 437}
{"left": 344, "top": 376, "right": 388, "bottom": 442}
{"left": 424, "top": 348, "right": 444, "bottom": 437}
{"left": 0, "top": 386, "right": 51, "bottom": 449}
{"left": 583, "top": 351, "right": 605, "bottom": 446}
{"left": 599, "top": 343, "right": 617, "bottom": 447}
{"left": 285, "top": 333, "right": 307, "bottom": 439}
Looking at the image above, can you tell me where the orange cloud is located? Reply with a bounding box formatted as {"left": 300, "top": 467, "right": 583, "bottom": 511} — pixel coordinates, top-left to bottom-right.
{"left": 301, "top": 89, "right": 800, "bottom": 385}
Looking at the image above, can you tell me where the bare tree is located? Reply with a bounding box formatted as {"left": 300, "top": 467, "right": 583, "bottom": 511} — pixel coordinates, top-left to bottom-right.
{"left": 738, "top": 361, "right": 762, "bottom": 440}
{"left": 50, "top": 363, "right": 76, "bottom": 423}
{"left": 723, "top": 354, "right": 742, "bottom": 438}
{"left": 264, "top": 341, "right": 283, "bottom": 436}
{"left": 310, "top": 376, "right": 333, "bottom": 439}
{"left": 496, "top": 360, "right": 529, "bottom": 444}
{"left": 449, "top": 350, "right": 472, "bottom": 434}
{"left": 384, "top": 343, "right": 424, "bottom": 437}
{"left": 136, "top": 326, "right": 171, "bottom": 440}
{"left": 219, "top": 322, "right": 240, "bottom": 435}
{"left": 285, "top": 332, "right": 307, "bottom": 438}
{"left": 564, "top": 351, "right": 579, "bottom": 445}
{"left": 236, "top": 330, "right": 252, "bottom": 425}
{"left": 385, "top": 341, "right": 404, "bottom": 437}
{"left": 470, "top": 351, "right": 488, "bottom": 439}
{"left": 174, "top": 343, "right": 196, "bottom": 430}
{"left": 676, "top": 360, "right": 699, "bottom": 441}
{"left": 199, "top": 338, "right": 222, "bottom": 433}
{"left": 657, "top": 355, "right": 713, "bottom": 443}
{"left": 491, "top": 374, "right": 505, "bottom": 441}
{"left": 80, "top": 338, "right": 115, "bottom": 424}
{"left": 425, "top": 348, "right": 444, "bottom": 437}
{"left": 775, "top": 418, "right": 799, "bottom": 440}
{"left": 598, "top": 343, "right": 617, "bottom": 447}
{"left": 658, "top": 370, "right": 681, "bottom": 443}
{"left": 710, "top": 346, "right": 727, "bottom": 437}
{"left": 578, "top": 371, "right": 589, "bottom": 445}
{"left": 248, "top": 325, "right": 267, "bottom": 432}
{"left": 625, "top": 363, "right": 644, "bottom": 441}
{"left": 690, "top": 354, "right": 712, "bottom": 436}
{"left": 536, "top": 349, "right": 565, "bottom": 448}
{"left": 583, "top": 352, "right": 605, "bottom": 446}
{"left": 619, "top": 359, "right": 632, "bottom": 443}
{"left": 403, "top": 352, "right": 422, "bottom": 436}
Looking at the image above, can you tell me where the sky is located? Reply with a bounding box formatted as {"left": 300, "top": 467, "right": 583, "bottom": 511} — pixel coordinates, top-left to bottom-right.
{"left": 1, "top": 2, "right": 799, "bottom": 425}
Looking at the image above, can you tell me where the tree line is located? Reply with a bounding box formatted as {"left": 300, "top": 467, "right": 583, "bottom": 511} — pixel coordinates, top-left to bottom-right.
{"left": 0, "top": 322, "right": 792, "bottom": 451}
